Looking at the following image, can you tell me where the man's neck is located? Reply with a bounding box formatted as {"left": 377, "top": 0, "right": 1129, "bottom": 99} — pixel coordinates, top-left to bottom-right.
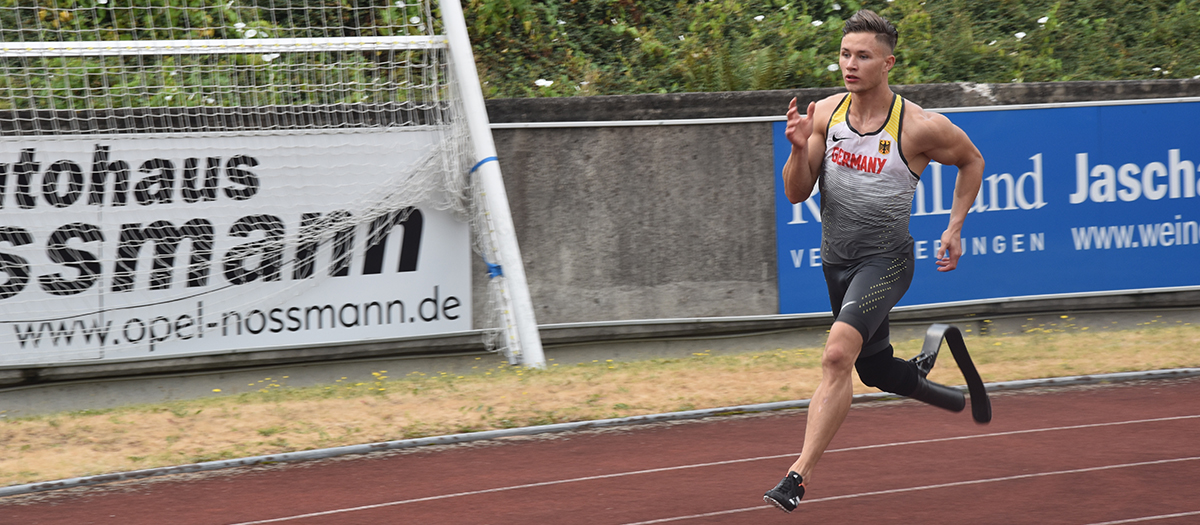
{"left": 848, "top": 84, "right": 895, "bottom": 123}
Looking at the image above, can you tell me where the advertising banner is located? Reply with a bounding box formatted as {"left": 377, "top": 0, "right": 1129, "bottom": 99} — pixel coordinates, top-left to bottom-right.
{"left": 1, "top": 131, "right": 471, "bottom": 366}
{"left": 775, "top": 99, "right": 1200, "bottom": 314}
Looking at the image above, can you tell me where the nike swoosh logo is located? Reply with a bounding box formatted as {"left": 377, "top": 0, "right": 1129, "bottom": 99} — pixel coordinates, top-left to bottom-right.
{"left": 830, "top": 134, "right": 849, "bottom": 142}
{"left": 842, "top": 301, "right": 856, "bottom": 309}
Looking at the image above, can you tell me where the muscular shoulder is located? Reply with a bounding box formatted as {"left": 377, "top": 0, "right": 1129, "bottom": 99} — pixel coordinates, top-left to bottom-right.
{"left": 900, "top": 99, "right": 967, "bottom": 153}
{"left": 808, "top": 93, "right": 848, "bottom": 138}
{"left": 899, "top": 98, "right": 981, "bottom": 169}
{"left": 901, "top": 100, "right": 951, "bottom": 139}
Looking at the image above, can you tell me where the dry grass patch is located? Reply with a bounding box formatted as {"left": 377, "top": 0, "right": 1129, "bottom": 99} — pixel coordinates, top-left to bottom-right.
{"left": 1, "top": 321, "right": 1197, "bottom": 486}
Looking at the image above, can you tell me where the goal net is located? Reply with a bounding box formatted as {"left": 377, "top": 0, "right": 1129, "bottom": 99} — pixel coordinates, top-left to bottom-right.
{"left": 0, "top": 0, "right": 541, "bottom": 368}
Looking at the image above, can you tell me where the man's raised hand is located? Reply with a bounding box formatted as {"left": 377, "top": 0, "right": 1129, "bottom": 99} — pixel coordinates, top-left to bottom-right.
{"left": 785, "top": 98, "right": 816, "bottom": 149}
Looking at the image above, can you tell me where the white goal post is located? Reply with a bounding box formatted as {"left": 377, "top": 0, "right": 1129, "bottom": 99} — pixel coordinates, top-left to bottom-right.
{"left": 0, "top": 0, "right": 545, "bottom": 368}
{"left": 439, "top": 0, "right": 545, "bottom": 368}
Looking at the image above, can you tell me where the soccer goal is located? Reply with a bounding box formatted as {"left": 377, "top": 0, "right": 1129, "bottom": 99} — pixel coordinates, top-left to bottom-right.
{"left": 0, "top": 0, "right": 544, "bottom": 368}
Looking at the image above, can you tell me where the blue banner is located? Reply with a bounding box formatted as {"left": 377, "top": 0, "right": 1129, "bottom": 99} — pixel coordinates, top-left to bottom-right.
{"left": 774, "top": 100, "right": 1200, "bottom": 314}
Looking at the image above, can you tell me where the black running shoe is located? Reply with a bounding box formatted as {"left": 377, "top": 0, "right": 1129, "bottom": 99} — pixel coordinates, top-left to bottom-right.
{"left": 763, "top": 472, "right": 805, "bottom": 513}
{"left": 910, "top": 347, "right": 940, "bottom": 378}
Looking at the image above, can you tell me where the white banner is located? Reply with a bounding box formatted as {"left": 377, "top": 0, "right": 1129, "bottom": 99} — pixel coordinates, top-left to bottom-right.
{"left": 0, "top": 130, "right": 471, "bottom": 366}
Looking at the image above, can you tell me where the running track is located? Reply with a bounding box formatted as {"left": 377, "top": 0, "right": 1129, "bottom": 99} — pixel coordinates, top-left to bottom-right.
{"left": 3, "top": 378, "right": 1199, "bottom": 524}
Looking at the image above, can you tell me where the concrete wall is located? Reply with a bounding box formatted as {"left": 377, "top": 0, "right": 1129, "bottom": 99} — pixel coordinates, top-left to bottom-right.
{"left": 491, "top": 123, "right": 778, "bottom": 323}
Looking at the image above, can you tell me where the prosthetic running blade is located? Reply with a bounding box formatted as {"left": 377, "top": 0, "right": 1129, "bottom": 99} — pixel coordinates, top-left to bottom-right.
{"left": 918, "top": 323, "right": 992, "bottom": 424}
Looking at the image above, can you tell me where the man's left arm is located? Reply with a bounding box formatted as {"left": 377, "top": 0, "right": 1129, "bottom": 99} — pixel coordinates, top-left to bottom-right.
{"left": 924, "top": 115, "right": 984, "bottom": 272}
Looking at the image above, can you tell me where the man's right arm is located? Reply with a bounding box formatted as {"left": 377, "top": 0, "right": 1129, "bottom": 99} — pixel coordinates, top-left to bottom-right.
{"left": 781, "top": 98, "right": 826, "bottom": 204}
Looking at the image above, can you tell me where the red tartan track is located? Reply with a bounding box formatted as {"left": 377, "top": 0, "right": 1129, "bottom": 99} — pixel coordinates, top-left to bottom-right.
{"left": 3, "top": 377, "right": 1199, "bottom": 525}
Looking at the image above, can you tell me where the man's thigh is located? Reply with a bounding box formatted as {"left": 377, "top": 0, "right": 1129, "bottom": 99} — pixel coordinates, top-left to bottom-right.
{"left": 828, "top": 257, "right": 914, "bottom": 357}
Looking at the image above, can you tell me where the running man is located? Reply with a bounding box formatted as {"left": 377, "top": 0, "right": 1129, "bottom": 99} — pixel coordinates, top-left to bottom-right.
{"left": 763, "top": 9, "right": 984, "bottom": 513}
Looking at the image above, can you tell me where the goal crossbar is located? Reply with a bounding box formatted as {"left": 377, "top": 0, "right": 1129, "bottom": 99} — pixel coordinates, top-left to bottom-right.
{"left": 0, "top": 36, "right": 447, "bottom": 57}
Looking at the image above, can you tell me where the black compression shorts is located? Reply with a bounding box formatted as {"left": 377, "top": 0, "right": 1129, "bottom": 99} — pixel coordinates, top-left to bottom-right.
{"left": 822, "top": 256, "right": 915, "bottom": 358}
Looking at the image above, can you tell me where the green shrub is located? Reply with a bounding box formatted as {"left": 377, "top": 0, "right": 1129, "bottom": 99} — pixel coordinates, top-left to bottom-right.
{"left": 465, "top": 0, "right": 1200, "bottom": 97}
{"left": 4, "top": 0, "right": 1200, "bottom": 102}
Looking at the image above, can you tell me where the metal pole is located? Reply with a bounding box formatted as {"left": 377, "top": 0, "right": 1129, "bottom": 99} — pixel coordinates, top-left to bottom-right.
{"left": 438, "top": 0, "right": 545, "bottom": 368}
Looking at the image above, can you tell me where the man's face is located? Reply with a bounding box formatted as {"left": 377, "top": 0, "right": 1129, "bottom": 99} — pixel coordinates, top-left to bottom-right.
{"left": 839, "top": 32, "right": 895, "bottom": 93}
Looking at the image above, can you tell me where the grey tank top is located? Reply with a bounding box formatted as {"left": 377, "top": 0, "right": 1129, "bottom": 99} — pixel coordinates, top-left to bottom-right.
{"left": 819, "top": 93, "right": 920, "bottom": 265}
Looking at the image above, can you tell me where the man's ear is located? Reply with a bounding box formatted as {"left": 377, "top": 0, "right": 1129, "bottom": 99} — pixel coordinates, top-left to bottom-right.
{"left": 885, "top": 54, "right": 896, "bottom": 72}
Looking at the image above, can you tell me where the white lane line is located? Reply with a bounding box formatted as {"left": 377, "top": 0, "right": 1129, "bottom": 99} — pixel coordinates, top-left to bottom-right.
{"left": 829, "top": 414, "right": 1200, "bottom": 454}
{"left": 619, "top": 457, "right": 1200, "bottom": 525}
{"left": 224, "top": 414, "right": 1200, "bottom": 525}
{"left": 222, "top": 456, "right": 797, "bottom": 525}
{"left": 1084, "top": 511, "right": 1200, "bottom": 524}
{"left": 619, "top": 506, "right": 768, "bottom": 524}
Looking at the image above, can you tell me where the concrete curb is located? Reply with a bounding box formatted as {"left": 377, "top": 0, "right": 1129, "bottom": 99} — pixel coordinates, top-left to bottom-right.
{"left": 2, "top": 367, "right": 1198, "bottom": 499}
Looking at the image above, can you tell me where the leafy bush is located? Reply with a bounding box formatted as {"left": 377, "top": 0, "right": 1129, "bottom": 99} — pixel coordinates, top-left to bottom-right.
{"left": 3, "top": 0, "right": 1200, "bottom": 104}
{"left": 465, "top": 0, "right": 1200, "bottom": 97}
